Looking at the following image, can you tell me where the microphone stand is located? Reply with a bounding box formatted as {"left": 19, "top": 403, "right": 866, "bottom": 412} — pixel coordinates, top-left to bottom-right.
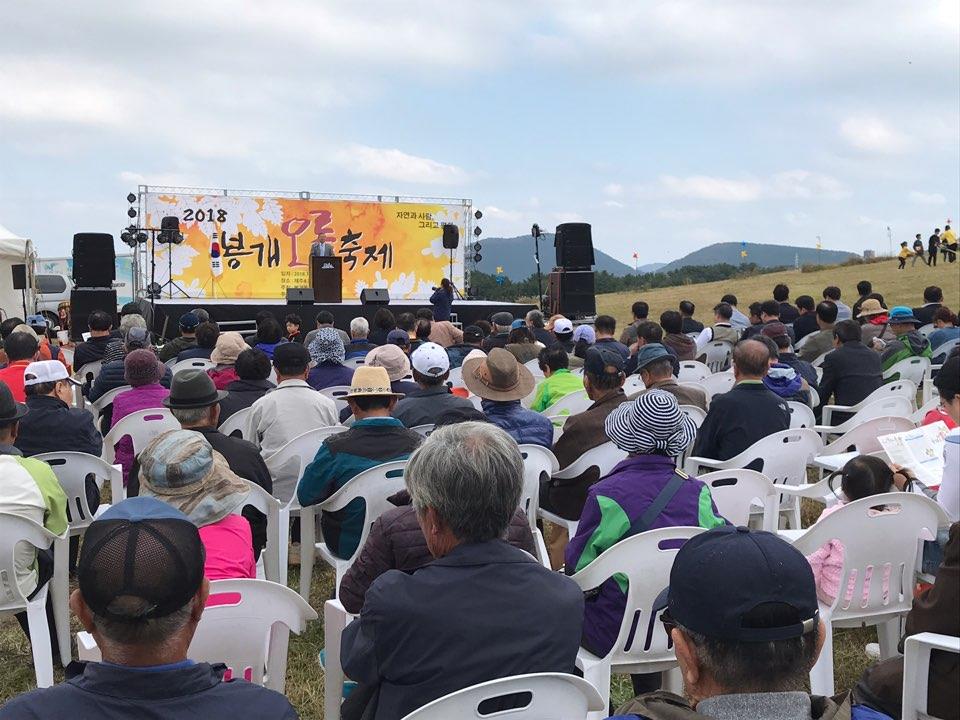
{"left": 532, "top": 228, "right": 544, "bottom": 312}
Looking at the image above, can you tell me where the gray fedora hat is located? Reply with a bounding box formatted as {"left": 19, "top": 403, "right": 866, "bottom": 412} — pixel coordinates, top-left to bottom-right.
{"left": 162, "top": 369, "right": 228, "bottom": 410}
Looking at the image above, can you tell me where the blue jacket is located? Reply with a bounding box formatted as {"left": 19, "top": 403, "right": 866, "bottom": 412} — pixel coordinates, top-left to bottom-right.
{"left": 429, "top": 287, "right": 453, "bottom": 321}
{"left": 15, "top": 395, "right": 103, "bottom": 458}
{"left": 341, "top": 540, "right": 583, "bottom": 720}
{"left": 480, "top": 399, "right": 554, "bottom": 448}
{"left": 307, "top": 361, "right": 354, "bottom": 391}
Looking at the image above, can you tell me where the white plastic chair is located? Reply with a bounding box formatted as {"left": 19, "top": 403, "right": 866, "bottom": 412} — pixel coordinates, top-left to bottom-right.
{"left": 236, "top": 481, "right": 283, "bottom": 584}
{"left": 468, "top": 394, "right": 484, "bottom": 410}
{"left": 678, "top": 404, "right": 706, "bottom": 427}
{"left": 902, "top": 632, "right": 960, "bottom": 720}
{"left": 810, "top": 350, "right": 832, "bottom": 368}
{"left": 883, "top": 356, "right": 931, "bottom": 388}
{"left": 410, "top": 424, "right": 436, "bottom": 438}
{"left": 699, "top": 341, "right": 733, "bottom": 373}
{"left": 698, "top": 469, "right": 777, "bottom": 531}
{"left": 344, "top": 356, "right": 366, "bottom": 368}
{"left": 917, "top": 323, "right": 935, "bottom": 339}
{"left": 518, "top": 444, "right": 559, "bottom": 533}
{"left": 814, "top": 396, "right": 914, "bottom": 440}
{"left": 400, "top": 673, "right": 606, "bottom": 720}
{"left": 219, "top": 406, "right": 251, "bottom": 439}
{"left": 32, "top": 452, "right": 123, "bottom": 531}
{"left": 930, "top": 337, "right": 959, "bottom": 363}
{"left": 101, "top": 408, "right": 181, "bottom": 464}
{"left": 77, "top": 579, "right": 317, "bottom": 693}
{"left": 819, "top": 415, "right": 918, "bottom": 459}
{"left": 88, "top": 384, "right": 132, "bottom": 422}
{"left": 170, "top": 358, "right": 216, "bottom": 376}
{"left": 446, "top": 366, "right": 463, "bottom": 389}
{"left": 317, "top": 385, "right": 352, "bottom": 414}
{"left": 791, "top": 493, "right": 948, "bottom": 696}
{"left": 571, "top": 527, "right": 704, "bottom": 719}
{"left": 541, "top": 389, "right": 590, "bottom": 418}
{"left": 677, "top": 360, "right": 710, "bottom": 383}
{"left": 787, "top": 401, "right": 817, "bottom": 429}
{"left": 684, "top": 429, "right": 823, "bottom": 530}
{"left": 74, "top": 360, "right": 102, "bottom": 383}
{"left": 911, "top": 396, "right": 945, "bottom": 425}
{"left": 298, "top": 460, "right": 408, "bottom": 601}
{"left": 623, "top": 374, "right": 645, "bottom": 395}
{"left": 700, "top": 371, "right": 735, "bottom": 399}
{"left": 821, "top": 380, "right": 918, "bottom": 426}
{"left": 0, "top": 514, "right": 70, "bottom": 685}
{"left": 524, "top": 358, "right": 545, "bottom": 379}
{"left": 677, "top": 380, "right": 708, "bottom": 401}
{"left": 538, "top": 442, "right": 628, "bottom": 538}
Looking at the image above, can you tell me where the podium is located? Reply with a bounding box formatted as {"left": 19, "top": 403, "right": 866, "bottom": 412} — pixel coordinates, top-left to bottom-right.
{"left": 311, "top": 256, "right": 342, "bottom": 303}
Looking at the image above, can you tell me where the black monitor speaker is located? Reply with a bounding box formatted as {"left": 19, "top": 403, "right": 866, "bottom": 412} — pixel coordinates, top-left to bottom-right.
{"left": 11, "top": 264, "right": 27, "bottom": 290}
{"left": 72, "top": 233, "right": 116, "bottom": 288}
{"left": 554, "top": 223, "right": 594, "bottom": 269}
{"left": 360, "top": 288, "right": 390, "bottom": 305}
{"left": 442, "top": 224, "right": 459, "bottom": 249}
{"left": 559, "top": 271, "right": 596, "bottom": 317}
{"left": 69, "top": 289, "right": 118, "bottom": 341}
{"left": 285, "top": 288, "right": 314, "bottom": 305}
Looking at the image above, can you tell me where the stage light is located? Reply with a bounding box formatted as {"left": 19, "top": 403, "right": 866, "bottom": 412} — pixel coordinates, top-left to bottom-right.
{"left": 127, "top": 207, "right": 138, "bottom": 218}
{"left": 474, "top": 253, "right": 482, "bottom": 262}
{"left": 474, "top": 210, "right": 483, "bottom": 220}
{"left": 158, "top": 215, "right": 183, "bottom": 245}
{"left": 126, "top": 193, "right": 137, "bottom": 204}
{"left": 120, "top": 230, "right": 135, "bottom": 247}
{"left": 473, "top": 242, "right": 482, "bottom": 252}
{"left": 473, "top": 226, "right": 482, "bottom": 237}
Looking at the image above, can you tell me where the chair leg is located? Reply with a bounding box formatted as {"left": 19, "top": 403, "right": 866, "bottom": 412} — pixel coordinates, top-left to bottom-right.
{"left": 26, "top": 595, "right": 54, "bottom": 688}
{"left": 878, "top": 617, "right": 902, "bottom": 660}
{"left": 299, "top": 509, "right": 316, "bottom": 602}
{"left": 808, "top": 616, "right": 834, "bottom": 697}
{"left": 323, "top": 601, "right": 348, "bottom": 720}
{"left": 51, "top": 537, "right": 71, "bottom": 665}
{"left": 581, "top": 658, "right": 612, "bottom": 720}
{"left": 278, "top": 508, "right": 290, "bottom": 588}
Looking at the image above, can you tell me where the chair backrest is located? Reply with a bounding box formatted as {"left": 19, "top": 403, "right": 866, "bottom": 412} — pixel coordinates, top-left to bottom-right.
{"left": 446, "top": 366, "right": 463, "bottom": 389}
{"left": 695, "top": 429, "right": 823, "bottom": 488}
{"left": 399, "top": 672, "right": 605, "bottom": 720}
{"left": 700, "top": 371, "right": 735, "bottom": 399}
{"left": 33, "top": 452, "right": 122, "bottom": 532}
{"left": 883, "top": 356, "right": 930, "bottom": 387}
{"left": 821, "top": 416, "right": 918, "bottom": 456}
{"left": 786, "top": 401, "right": 817, "bottom": 429}
{"left": 542, "top": 389, "right": 591, "bottom": 418}
{"left": 917, "top": 323, "right": 935, "bottom": 339}
{"left": 518, "top": 445, "right": 559, "bottom": 531}
{"left": 810, "top": 350, "right": 832, "bottom": 368}
{"left": 831, "top": 396, "right": 914, "bottom": 434}
{"left": 265, "top": 426, "right": 348, "bottom": 505}
{"left": 792, "top": 493, "right": 945, "bottom": 620}
{"left": 344, "top": 357, "right": 366, "bottom": 368}
{"left": 697, "top": 469, "right": 775, "bottom": 528}
{"left": 468, "top": 394, "right": 484, "bottom": 411}
{"left": 219, "top": 406, "right": 252, "bottom": 439}
{"left": 101, "top": 408, "right": 181, "bottom": 464}
{"left": 623, "top": 374, "right": 645, "bottom": 395}
{"left": 524, "top": 358, "right": 545, "bottom": 379}
{"left": 678, "top": 404, "right": 706, "bottom": 428}
{"left": 552, "top": 441, "right": 628, "bottom": 482}
{"left": 700, "top": 341, "right": 733, "bottom": 373}
{"left": 410, "top": 424, "right": 436, "bottom": 438}
{"left": 902, "top": 632, "right": 960, "bottom": 720}
{"left": 930, "top": 337, "right": 959, "bottom": 362}
{"left": 0, "top": 514, "right": 57, "bottom": 611}
{"left": 188, "top": 578, "right": 316, "bottom": 692}
{"left": 170, "top": 358, "right": 216, "bottom": 376}
{"left": 315, "top": 460, "right": 409, "bottom": 567}
{"left": 74, "top": 361, "right": 102, "bottom": 383}
{"left": 910, "top": 396, "right": 944, "bottom": 425}
{"left": 852, "top": 380, "right": 919, "bottom": 413}
{"left": 677, "top": 360, "right": 710, "bottom": 383}
{"left": 317, "top": 385, "right": 353, "bottom": 413}
{"left": 571, "top": 527, "right": 705, "bottom": 668}
{"left": 90, "top": 385, "right": 132, "bottom": 417}
{"left": 677, "top": 380, "right": 708, "bottom": 400}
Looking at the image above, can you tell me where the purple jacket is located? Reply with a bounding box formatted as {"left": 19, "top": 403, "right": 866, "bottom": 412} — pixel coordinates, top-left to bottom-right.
{"left": 565, "top": 454, "right": 727, "bottom": 656}
{"left": 110, "top": 384, "right": 170, "bottom": 486}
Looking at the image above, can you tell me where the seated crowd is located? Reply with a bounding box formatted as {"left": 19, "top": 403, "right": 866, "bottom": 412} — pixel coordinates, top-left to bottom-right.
{"left": 0, "top": 276, "right": 957, "bottom": 720}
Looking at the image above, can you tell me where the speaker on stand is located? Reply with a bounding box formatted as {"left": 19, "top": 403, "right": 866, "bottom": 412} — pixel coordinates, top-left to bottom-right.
{"left": 72, "top": 233, "right": 116, "bottom": 288}
{"left": 550, "top": 222, "right": 596, "bottom": 318}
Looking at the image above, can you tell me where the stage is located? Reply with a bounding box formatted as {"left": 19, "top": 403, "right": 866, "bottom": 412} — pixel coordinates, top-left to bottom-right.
{"left": 149, "top": 298, "right": 536, "bottom": 338}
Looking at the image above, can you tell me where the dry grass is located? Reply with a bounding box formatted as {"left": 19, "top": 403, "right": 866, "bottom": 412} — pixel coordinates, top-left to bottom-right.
{"left": 595, "top": 257, "right": 960, "bottom": 328}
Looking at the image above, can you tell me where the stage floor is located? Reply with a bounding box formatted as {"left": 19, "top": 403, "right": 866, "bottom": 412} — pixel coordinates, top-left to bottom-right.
{"left": 150, "top": 298, "right": 535, "bottom": 338}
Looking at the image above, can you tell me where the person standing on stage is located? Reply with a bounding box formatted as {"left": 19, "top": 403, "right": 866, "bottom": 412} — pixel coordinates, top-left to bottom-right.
{"left": 430, "top": 278, "right": 454, "bottom": 322}
{"left": 310, "top": 237, "right": 335, "bottom": 257}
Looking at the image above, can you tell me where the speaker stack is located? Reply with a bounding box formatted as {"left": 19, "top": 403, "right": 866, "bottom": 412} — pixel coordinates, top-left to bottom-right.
{"left": 549, "top": 223, "right": 596, "bottom": 317}
{"left": 70, "top": 233, "right": 118, "bottom": 340}
{"left": 360, "top": 288, "right": 390, "bottom": 305}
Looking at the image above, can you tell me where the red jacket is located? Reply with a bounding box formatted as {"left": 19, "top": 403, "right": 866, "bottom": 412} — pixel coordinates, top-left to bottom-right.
{"left": 0, "top": 361, "right": 31, "bottom": 402}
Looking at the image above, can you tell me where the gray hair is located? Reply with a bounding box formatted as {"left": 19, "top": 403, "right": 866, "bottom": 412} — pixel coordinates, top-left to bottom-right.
{"left": 350, "top": 316, "right": 369, "bottom": 338}
{"left": 93, "top": 596, "right": 194, "bottom": 646}
{"left": 170, "top": 406, "right": 213, "bottom": 426}
{"left": 191, "top": 308, "right": 210, "bottom": 323}
{"left": 405, "top": 421, "right": 522, "bottom": 543}
{"left": 119, "top": 314, "right": 147, "bottom": 335}
{"left": 525, "top": 309, "right": 545, "bottom": 328}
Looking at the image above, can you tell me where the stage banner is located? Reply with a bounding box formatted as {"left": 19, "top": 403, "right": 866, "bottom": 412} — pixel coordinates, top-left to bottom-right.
{"left": 143, "top": 192, "right": 467, "bottom": 300}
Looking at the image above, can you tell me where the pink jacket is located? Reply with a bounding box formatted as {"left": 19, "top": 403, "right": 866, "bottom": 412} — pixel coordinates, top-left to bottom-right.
{"left": 198, "top": 515, "right": 255, "bottom": 580}
{"left": 110, "top": 384, "right": 170, "bottom": 486}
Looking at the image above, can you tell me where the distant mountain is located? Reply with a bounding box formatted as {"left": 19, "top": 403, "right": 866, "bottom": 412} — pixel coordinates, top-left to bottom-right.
{"left": 476, "top": 235, "right": 635, "bottom": 280}
{"left": 659, "top": 242, "right": 857, "bottom": 273}
{"left": 636, "top": 262, "right": 667, "bottom": 274}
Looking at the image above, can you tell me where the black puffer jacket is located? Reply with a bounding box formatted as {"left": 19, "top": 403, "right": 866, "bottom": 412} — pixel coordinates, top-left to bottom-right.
{"left": 339, "top": 491, "right": 536, "bottom": 614}
{"left": 88, "top": 359, "right": 172, "bottom": 402}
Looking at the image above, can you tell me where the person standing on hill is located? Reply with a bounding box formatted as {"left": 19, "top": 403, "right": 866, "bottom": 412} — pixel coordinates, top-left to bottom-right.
{"left": 928, "top": 229, "right": 941, "bottom": 267}
{"left": 943, "top": 224, "right": 958, "bottom": 263}
{"left": 912, "top": 234, "right": 929, "bottom": 266}
{"left": 897, "top": 241, "right": 911, "bottom": 270}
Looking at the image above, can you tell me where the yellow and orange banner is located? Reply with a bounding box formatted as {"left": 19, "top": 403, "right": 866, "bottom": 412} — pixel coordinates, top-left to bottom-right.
{"left": 144, "top": 192, "right": 468, "bottom": 299}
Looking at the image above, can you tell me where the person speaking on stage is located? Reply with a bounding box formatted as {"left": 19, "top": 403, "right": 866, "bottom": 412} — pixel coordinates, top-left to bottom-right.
{"left": 430, "top": 278, "right": 454, "bottom": 322}
{"left": 310, "top": 238, "right": 335, "bottom": 257}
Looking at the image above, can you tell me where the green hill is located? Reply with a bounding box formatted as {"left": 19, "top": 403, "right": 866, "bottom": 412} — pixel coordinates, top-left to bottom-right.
{"left": 477, "top": 235, "right": 634, "bottom": 279}
{"left": 659, "top": 242, "right": 857, "bottom": 272}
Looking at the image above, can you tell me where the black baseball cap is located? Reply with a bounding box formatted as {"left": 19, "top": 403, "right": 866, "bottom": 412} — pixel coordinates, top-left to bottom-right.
{"left": 463, "top": 325, "right": 484, "bottom": 342}
{"left": 662, "top": 526, "right": 819, "bottom": 642}
{"left": 78, "top": 497, "right": 205, "bottom": 620}
{"left": 584, "top": 346, "right": 625, "bottom": 377}
{"left": 272, "top": 340, "right": 310, "bottom": 366}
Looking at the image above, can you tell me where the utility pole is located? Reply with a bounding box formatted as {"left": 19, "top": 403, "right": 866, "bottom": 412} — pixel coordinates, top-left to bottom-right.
{"left": 887, "top": 226, "right": 893, "bottom": 257}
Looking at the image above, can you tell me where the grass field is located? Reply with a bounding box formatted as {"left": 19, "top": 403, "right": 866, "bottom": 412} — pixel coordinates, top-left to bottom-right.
{"left": 595, "top": 257, "right": 960, "bottom": 329}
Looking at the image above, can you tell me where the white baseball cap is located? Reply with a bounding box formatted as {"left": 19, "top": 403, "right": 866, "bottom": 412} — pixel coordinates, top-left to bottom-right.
{"left": 24, "top": 360, "right": 80, "bottom": 387}
{"left": 411, "top": 342, "right": 450, "bottom": 377}
{"left": 553, "top": 317, "right": 574, "bottom": 334}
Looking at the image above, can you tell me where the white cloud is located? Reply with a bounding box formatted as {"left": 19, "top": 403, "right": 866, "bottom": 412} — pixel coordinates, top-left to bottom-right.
{"left": 603, "top": 200, "right": 625, "bottom": 208}
{"left": 839, "top": 116, "right": 913, "bottom": 154}
{"left": 660, "top": 175, "right": 762, "bottom": 202}
{"left": 657, "top": 170, "right": 848, "bottom": 203}
{"left": 770, "top": 170, "right": 849, "bottom": 200}
{"left": 603, "top": 183, "right": 624, "bottom": 197}
{"left": 908, "top": 191, "right": 946, "bottom": 205}
{"left": 335, "top": 145, "right": 468, "bottom": 185}
{"left": 483, "top": 205, "right": 523, "bottom": 222}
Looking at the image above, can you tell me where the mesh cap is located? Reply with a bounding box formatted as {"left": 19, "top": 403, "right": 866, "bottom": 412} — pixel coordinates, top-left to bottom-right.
{"left": 78, "top": 497, "right": 205, "bottom": 620}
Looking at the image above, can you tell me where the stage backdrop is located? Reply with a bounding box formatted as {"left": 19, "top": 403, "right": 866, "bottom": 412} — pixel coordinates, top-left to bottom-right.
{"left": 143, "top": 192, "right": 468, "bottom": 300}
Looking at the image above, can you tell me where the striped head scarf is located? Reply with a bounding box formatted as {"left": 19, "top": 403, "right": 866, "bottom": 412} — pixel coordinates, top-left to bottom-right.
{"left": 309, "top": 327, "right": 345, "bottom": 365}
{"left": 604, "top": 389, "right": 697, "bottom": 457}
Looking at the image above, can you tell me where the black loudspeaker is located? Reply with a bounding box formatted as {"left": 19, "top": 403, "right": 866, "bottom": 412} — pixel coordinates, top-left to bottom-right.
{"left": 559, "top": 271, "right": 596, "bottom": 317}
{"left": 286, "top": 288, "right": 314, "bottom": 305}
{"left": 442, "top": 224, "right": 459, "bottom": 249}
{"left": 554, "top": 223, "right": 595, "bottom": 269}
{"left": 72, "top": 233, "right": 116, "bottom": 288}
{"left": 11, "top": 264, "right": 27, "bottom": 290}
{"left": 69, "top": 289, "right": 117, "bottom": 341}
{"left": 360, "top": 288, "right": 390, "bottom": 305}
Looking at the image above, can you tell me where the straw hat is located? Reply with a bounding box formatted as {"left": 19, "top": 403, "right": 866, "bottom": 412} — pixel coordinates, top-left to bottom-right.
{"left": 856, "top": 299, "right": 886, "bottom": 318}
{"left": 462, "top": 347, "right": 536, "bottom": 401}
{"left": 345, "top": 365, "right": 404, "bottom": 398}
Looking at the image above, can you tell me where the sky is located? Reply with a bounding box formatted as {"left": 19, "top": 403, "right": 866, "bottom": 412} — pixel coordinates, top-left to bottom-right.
{"left": 1, "top": 0, "right": 958, "bottom": 267}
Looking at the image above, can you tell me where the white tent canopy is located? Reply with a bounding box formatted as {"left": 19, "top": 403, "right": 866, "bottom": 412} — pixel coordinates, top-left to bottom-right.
{"left": 0, "top": 223, "right": 32, "bottom": 321}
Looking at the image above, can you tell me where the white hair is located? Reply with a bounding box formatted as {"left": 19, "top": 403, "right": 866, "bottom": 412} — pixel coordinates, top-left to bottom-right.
{"left": 350, "top": 317, "right": 369, "bottom": 338}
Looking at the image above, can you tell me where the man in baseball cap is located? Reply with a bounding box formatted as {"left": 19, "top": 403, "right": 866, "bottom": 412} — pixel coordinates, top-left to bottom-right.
{"left": 0, "top": 496, "right": 298, "bottom": 718}
{"left": 158, "top": 312, "right": 201, "bottom": 363}
{"left": 391, "top": 342, "right": 475, "bottom": 428}
{"left": 481, "top": 312, "right": 514, "bottom": 352}
{"left": 611, "top": 526, "right": 832, "bottom": 720}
